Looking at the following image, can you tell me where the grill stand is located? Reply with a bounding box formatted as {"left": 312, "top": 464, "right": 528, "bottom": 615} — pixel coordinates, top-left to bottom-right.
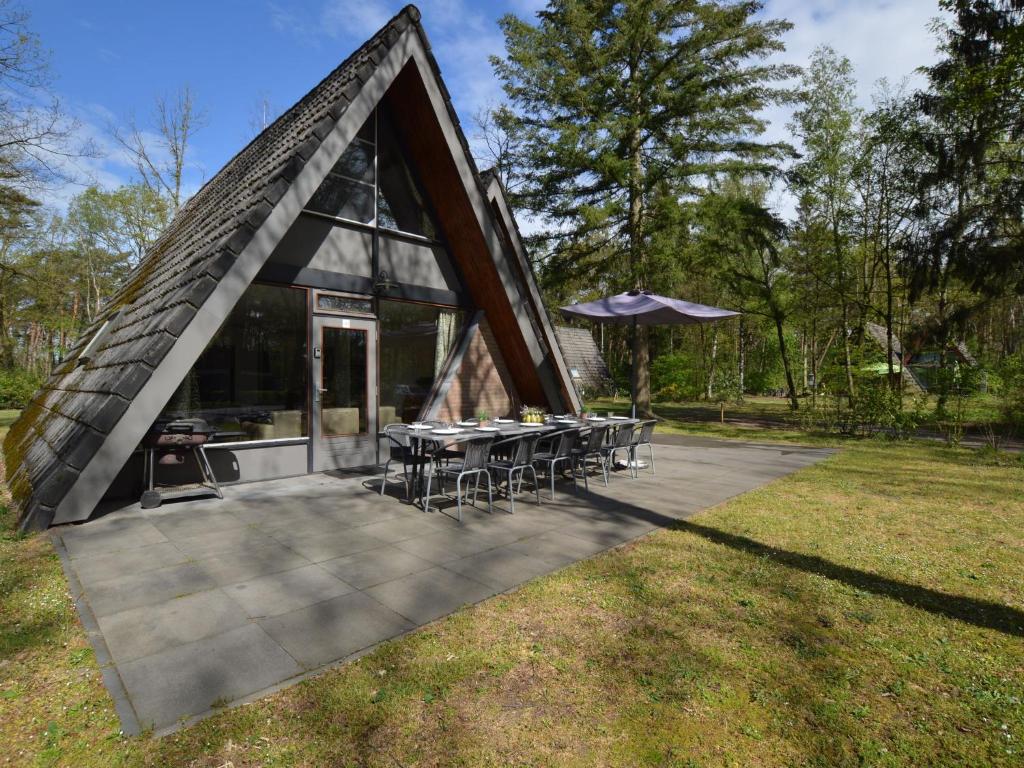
{"left": 140, "top": 444, "right": 223, "bottom": 509}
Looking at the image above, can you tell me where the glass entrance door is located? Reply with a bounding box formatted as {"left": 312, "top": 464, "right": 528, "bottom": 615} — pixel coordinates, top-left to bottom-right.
{"left": 311, "top": 315, "right": 377, "bottom": 471}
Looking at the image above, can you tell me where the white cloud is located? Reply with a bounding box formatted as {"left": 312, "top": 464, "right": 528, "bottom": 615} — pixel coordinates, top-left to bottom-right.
{"left": 321, "top": 0, "right": 393, "bottom": 39}
{"left": 766, "top": 0, "right": 943, "bottom": 102}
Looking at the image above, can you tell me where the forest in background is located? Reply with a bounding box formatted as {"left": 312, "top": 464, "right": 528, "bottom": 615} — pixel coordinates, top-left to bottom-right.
{"left": 0, "top": 0, "right": 1020, "bottom": 439}
{"left": 485, "top": 0, "right": 1024, "bottom": 434}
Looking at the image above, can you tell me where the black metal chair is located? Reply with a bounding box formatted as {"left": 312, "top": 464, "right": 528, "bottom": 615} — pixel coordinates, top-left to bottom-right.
{"left": 532, "top": 428, "right": 580, "bottom": 499}
{"left": 629, "top": 420, "right": 657, "bottom": 477}
{"left": 422, "top": 435, "right": 496, "bottom": 521}
{"left": 488, "top": 432, "right": 542, "bottom": 513}
{"left": 571, "top": 424, "right": 609, "bottom": 490}
{"left": 379, "top": 424, "right": 433, "bottom": 501}
{"left": 601, "top": 422, "right": 635, "bottom": 478}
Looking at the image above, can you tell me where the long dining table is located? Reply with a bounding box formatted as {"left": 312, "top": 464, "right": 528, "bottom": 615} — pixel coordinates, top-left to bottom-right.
{"left": 383, "top": 415, "right": 642, "bottom": 510}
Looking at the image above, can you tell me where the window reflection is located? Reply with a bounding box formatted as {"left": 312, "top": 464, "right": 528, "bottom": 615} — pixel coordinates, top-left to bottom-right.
{"left": 161, "top": 283, "right": 308, "bottom": 441}
{"left": 378, "top": 300, "right": 463, "bottom": 423}
{"left": 321, "top": 327, "right": 368, "bottom": 435}
{"left": 377, "top": 106, "right": 437, "bottom": 239}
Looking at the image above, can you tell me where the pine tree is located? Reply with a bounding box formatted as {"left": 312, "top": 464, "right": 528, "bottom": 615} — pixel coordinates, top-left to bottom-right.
{"left": 492, "top": 0, "right": 797, "bottom": 415}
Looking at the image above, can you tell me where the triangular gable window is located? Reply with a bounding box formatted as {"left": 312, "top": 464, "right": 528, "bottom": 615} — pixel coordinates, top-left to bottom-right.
{"left": 376, "top": 106, "right": 438, "bottom": 239}
{"left": 306, "top": 114, "right": 375, "bottom": 224}
{"left": 305, "top": 108, "right": 438, "bottom": 240}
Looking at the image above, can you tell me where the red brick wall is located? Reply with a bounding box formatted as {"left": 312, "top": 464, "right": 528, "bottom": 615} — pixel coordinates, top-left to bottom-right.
{"left": 436, "top": 317, "right": 518, "bottom": 421}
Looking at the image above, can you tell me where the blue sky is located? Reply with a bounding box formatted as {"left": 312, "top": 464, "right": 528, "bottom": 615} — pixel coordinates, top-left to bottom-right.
{"left": 31, "top": 0, "right": 944, "bottom": 212}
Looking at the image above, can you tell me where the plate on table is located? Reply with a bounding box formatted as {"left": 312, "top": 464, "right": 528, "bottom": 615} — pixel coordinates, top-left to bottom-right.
{"left": 609, "top": 415, "right": 629, "bottom": 420}
{"left": 494, "top": 418, "right": 514, "bottom": 423}
{"left": 407, "top": 423, "right": 432, "bottom": 430}
{"left": 431, "top": 428, "right": 461, "bottom": 435}
{"left": 475, "top": 426, "right": 500, "bottom": 432}
{"left": 519, "top": 422, "right": 546, "bottom": 427}
{"left": 586, "top": 417, "right": 606, "bottom": 422}
{"left": 456, "top": 421, "right": 476, "bottom": 426}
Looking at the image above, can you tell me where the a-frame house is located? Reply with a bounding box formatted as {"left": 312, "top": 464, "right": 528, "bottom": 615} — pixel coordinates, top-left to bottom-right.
{"left": 6, "top": 5, "right": 580, "bottom": 531}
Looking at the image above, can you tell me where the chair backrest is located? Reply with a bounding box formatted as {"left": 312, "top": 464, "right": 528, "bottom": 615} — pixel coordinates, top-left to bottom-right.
{"left": 511, "top": 432, "right": 542, "bottom": 466}
{"left": 613, "top": 423, "right": 635, "bottom": 448}
{"left": 635, "top": 420, "right": 656, "bottom": 445}
{"left": 584, "top": 425, "right": 608, "bottom": 451}
{"left": 461, "top": 436, "right": 495, "bottom": 470}
{"left": 545, "top": 428, "right": 579, "bottom": 458}
{"left": 383, "top": 423, "right": 413, "bottom": 453}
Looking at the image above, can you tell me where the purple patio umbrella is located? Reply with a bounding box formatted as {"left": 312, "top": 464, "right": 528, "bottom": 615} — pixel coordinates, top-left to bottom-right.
{"left": 561, "top": 290, "right": 739, "bottom": 417}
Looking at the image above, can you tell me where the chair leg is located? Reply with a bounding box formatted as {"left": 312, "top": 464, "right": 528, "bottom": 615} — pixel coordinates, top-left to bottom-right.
{"left": 529, "top": 465, "right": 541, "bottom": 504}
{"left": 473, "top": 472, "right": 481, "bottom": 506}
{"left": 380, "top": 459, "right": 391, "bottom": 495}
{"left": 484, "top": 470, "right": 494, "bottom": 514}
{"left": 423, "top": 465, "right": 434, "bottom": 513}
{"left": 456, "top": 474, "right": 463, "bottom": 522}
{"left": 601, "top": 453, "right": 610, "bottom": 486}
{"left": 507, "top": 469, "right": 515, "bottom": 515}
{"left": 550, "top": 462, "right": 557, "bottom": 499}
{"left": 648, "top": 443, "right": 655, "bottom": 475}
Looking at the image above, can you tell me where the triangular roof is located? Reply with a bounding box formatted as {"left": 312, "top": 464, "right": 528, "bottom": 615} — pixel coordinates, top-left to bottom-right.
{"left": 553, "top": 325, "right": 612, "bottom": 393}
{"left": 6, "top": 5, "right": 575, "bottom": 530}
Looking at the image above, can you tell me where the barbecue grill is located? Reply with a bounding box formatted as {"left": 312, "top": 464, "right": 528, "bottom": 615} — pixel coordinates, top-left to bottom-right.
{"left": 140, "top": 418, "right": 223, "bottom": 508}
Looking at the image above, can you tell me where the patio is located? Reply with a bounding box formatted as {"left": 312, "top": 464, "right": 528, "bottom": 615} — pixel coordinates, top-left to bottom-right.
{"left": 52, "top": 435, "right": 833, "bottom": 735}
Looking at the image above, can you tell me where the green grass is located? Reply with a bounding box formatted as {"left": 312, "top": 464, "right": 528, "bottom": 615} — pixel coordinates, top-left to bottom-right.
{"left": 1, "top": 414, "right": 1023, "bottom": 766}
{"left": 588, "top": 392, "right": 1015, "bottom": 440}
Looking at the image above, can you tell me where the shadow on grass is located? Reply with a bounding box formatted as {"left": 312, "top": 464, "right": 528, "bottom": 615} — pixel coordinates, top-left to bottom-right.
{"left": 675, "top": 520, "right": 1024, "bottom": 638}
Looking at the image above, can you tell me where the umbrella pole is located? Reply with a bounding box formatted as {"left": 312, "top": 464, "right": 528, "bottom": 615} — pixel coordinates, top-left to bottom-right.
{"left": 631, "top": 315, "right": 638, "bottom": 419}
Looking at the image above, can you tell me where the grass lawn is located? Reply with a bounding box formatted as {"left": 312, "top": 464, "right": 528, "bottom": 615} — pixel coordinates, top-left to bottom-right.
{"left": 1, "top": 414, "right": 1022, "bottom": 766}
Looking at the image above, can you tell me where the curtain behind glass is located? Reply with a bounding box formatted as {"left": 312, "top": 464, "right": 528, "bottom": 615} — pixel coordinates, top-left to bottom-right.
{"left": 434, "top": 310, "right": 458, "bottom": 377}
{"left": 379, "top": 300, "right": 463, "bottom": 422}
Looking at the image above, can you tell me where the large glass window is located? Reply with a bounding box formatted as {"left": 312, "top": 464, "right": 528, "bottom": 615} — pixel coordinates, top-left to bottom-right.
{"left": 161, "top": 283, "right": 308, "bottom": 441}
{"left": 305, "top": 116, "right": 376, "bottom": 224}
{"left": 378, "top": 300, "right": 463, "bottom": 423}
{"left": 377, "top": 107, "right": 438, "bottom": 239}
{"left": 304, "top": 107, "right": 439, "bottom": 240}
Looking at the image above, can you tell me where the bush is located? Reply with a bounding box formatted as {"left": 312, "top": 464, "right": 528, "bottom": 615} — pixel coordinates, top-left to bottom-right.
{"left": 0, "top": 368, "right": 43, "bottom": 409}
{"left": 651, "top": 352, "right": 704, "bottom": 402}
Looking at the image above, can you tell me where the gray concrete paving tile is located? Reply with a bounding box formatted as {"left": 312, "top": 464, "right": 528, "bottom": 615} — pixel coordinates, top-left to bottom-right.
{"left": 71, "top": 541, "right": 189, "bottom": 587}
{"left": 118, "top": 624, "right": 301, "bottom": 730}
{"left": 318, "top": 545, "right": 434, "bottom": 589}
{"left": 365, "top": 566, "right": 495, "bottom": 624}
{"left": 96, "top": 588, "right": 250, "bottom": 663}
{"left": 392, "top": 529, "right": 500, "bottom": 565}
{"left": 258, "top": 591, "right": 414, "bottom": 669}
{"left": 86, "top": 562, "right": 217, "bottom": 618}
{"left": 222, "top": 564, "right": 355, "bottom": 618}
{"left": 148, "top": 509, "right": 248, "bottom": 541}
{"left": 559, "top": 515, "right": 658, "bottom": 545}
{"left": 251, "top": 509, "right": 358, "bottom": 535}
{"left": 192, "top": 544, "right": 311, "bottom": 586}
{"left": 444, "top": 546, "right": 554, "bottom": 592}
{"left": 269, "top": 527, "right": 386, "bottom": 562}
{"left": 172, "top": 526, "right": 281, "bottom": 559}
{"left": 507, "top": 530, "right": 609, "bottom": 568}
{"left": 61, "top": 518, "right": 169, "bottom": 559}
{"left": 353, "top": 516, "right": 441, "bottom": 543}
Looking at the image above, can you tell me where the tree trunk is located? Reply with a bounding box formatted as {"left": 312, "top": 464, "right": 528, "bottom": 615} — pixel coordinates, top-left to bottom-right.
{"left": 706, "top": 326, "right": 718, "bottom": 400}
{"left": 775, "top": 310, "right": 799, "bottom": 410}
{"left": 738, "top": 317, "right": 745, "bottom": 393}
